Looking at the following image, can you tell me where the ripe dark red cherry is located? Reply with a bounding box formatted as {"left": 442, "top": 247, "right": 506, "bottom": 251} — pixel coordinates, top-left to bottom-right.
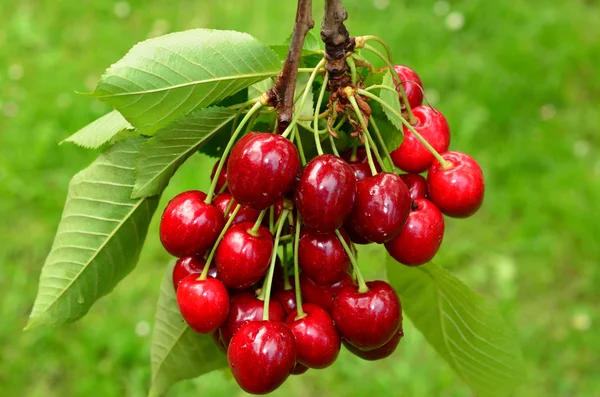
{"left": 341, "top": 147, "right": 382, "bottom": 182}
{"left": 298, "top": 228, "right": 351, "bottom": 285}
{"left": 427, "top": 151, "right": 485, "bottom": 218}
{"left": 172, "top": 256, "right": 217, "bottom": 291}
{"left": 220, "top": 290, "right": 286, "bottom": 346}
{"left": 160, "top": 190, "right": 225, "bottom": 258}
{"left": 211, "top": 157, "right": 228, "bottom": 193}
{"left": 228, "top": 132, "right": 300, "bottom": 210}
{"left": 274, "top": 288, "right": 297, "bottom": 315}
{"left": 176, "top": 275, "right": 229, "bottom": 334}
{"left": 393, "top": 64, "right": 423, "bottom": 109}
{"left": 391, "top": 106, "right": 450, "bottom": 173}
{"left": 332, "top": 280, "right": 402, "bottom": 350}
{"left": 285, "top": 303, "right": 341, "bottom": 369}
{"left": 215, "top": 222, "right": 274, "bottom": 289}
{"left": 212, "top": 192, "right": 261, "bottom": 226}
{"left": 228, "top": 321, "right": 297, "bottom": 395}
{"left": 385, "top": 198, "right": 445, "bottom": 266}
{"left": 294, "top": 154, "right": 356, "bottom": 233}
{"left": 300, "top": 273, "right": 354, "bottom": 313}
{"left": 399, "top": 173, "right": 428, "bottom": 200}
{"left": 344, "top": 329, "right": 403, "bottom": 361}
{"left": 346, "top": 173, "right": 411, "bottom": 243}
{"left": 291, "top": 363, "right": 309, "bottom": 375}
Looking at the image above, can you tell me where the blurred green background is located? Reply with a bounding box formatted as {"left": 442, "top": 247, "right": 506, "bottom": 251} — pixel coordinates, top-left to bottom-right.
{"left": 1, "top": 0, "right": 599, "bottom": 396}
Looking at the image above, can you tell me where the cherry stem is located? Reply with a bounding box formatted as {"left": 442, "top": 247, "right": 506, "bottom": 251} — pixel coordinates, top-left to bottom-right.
{"left": 314, "top": 73, "right": 329, "bottom": 156}
{"left": 223, "top": 197, "right": 235, "bottom": 217}
{"left": 328, "top": 132, "right": 340, "bottom": 156}
{"left": 205, "top": 101, "right": 264, "bottom": 203}
{"left": 199, "top": 204, "right": 241, "bottom": 279}
{"left": 269, "top": 205, "right": 275, "bottom": 233}
{"left": 350, "top": 142, "right": 358, "bottom": 162}
{"left": 263, "top": 209, "right": 290, "bottom": 321}
{"left": 293, "top": 210, "right": 306, "bottom": 319}
{"left": 293, "top": 126, "right": 307, "bottom": 165}
{"left": 334, "top": 229, "right": 368, "bottom": 293}
{"left": 360, "top": 35, "right": 393, "bottom": 64}
{"left": 217, "top": 182, "right": 228, "bottom": 195}
{"left": 364, "top": 84, "right": 397, "bottom": 94}
{"left": 364, "top": 128, "right": 388, "bottom": 172}
{"left": 299, "top": 109, "right": 329, "bottom": 121}
{"left": 348, "top": 95, "right": 378, "bottom": 176}
{"left": 282, "top": 242, "right": 292, "bottom": 290}
{"left": 347, "top": 56, "right": 358, "bottom": 85}
{"left": 358, "top": 89, "right": 451, "bottom": 169}
{"left": 250, "top": 210, "right": 267, "bottom": 235}
{"left": 369, "top": 116, "right": 397, "bottom": 173}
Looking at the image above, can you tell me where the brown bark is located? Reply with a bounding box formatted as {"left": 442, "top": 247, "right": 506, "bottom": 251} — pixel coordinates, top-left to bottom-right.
{"left": 320, "top": 0, "right": 354, "bottom": 83}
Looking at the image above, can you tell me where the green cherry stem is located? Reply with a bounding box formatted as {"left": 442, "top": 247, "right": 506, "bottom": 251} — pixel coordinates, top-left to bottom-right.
{"left": 293, "top": 126, "right": 307, "bottom": 165}
{"left": 263, "top": 209, "right": 290, "bottom": 321}
{"left": 199, "top": 204, "right": 241, "bottom": 279}
{"left": 348, "top": 94, "right": 378, "bottom": 176}
{"left": 364, "top": 84, "right": 398, "bottom": 95}
{"left": 369, "top": 116, "right": 397, "bottom": 172}
{"left": 365, "top": 128, "right": 388, "bottom": 172}
{"left": 328, "top": 132, "right": 340, "bottom": 156}
{"left": 250, "top": 209, "right": 267, "bottom": 236}
{"left": 314, "top": 72, "right": 329, "bottom": 156}
{"left": 347, "top": 56, "right": 358, "bottom": 85}
{"left": 334, "top": 229, "right": 368, "bottom": 293}
{"left": 293, "top": 210, "right": 306, "bottom": 319}
{"left": 358, "top": 89, "right": 451, "bottom": 169}
{"left": 223, "top": 196, "right": 236, "bottom": 215}
{"left": 360, "top": 35, "right": 394, "bottom": 65}
{"left": 282, "top": 242, "right": 291, "bottom": 290}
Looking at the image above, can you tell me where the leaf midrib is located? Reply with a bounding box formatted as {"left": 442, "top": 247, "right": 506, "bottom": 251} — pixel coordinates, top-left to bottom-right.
{"left": 151, "top": 322, "right": 189, "bottom": 387}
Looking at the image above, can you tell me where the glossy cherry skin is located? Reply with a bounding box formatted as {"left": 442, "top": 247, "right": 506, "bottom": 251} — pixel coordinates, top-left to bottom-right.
{"left": 215, "top": 222, "right": 274, "bottom": 289}
{"left": 274, "top": 288, "right": 297, "bottom": 315}
{"left": 291, "top": 363, "right": 309, "bottom": 375}
{"left": 400, "top": 173, "right": 428, "bottom": 200}
{"left": 341, "top": 147, "right": 382, "bottom": 182}
{"left": 160, "top": 191, "right": 225, "bottom": 258}
{"left": 285, "top": 303, "right": 341, "bottom": 369}
{"left": 172, "top": 256, "right": 217, "bottom": 291}
{"left": 332, "top": 280, "right": 402, "bottom": 350}
{"left": 344, "top": 219, "right": 371, "bottom": 245}
{"left": 346, "top": 173, "right": 411, "bottom": 243}
{"left": 298, "top": 228, "right": 351, "bottom": 285}
{"left": 427, "top": 151, "right": 485, "bottom": 218}
{"left": 391, "top": 106, "right": 450, "bottom": 174}
{"left": 228, "top": 321, "right": 297, "bottom": 395}
{"left": 294, "top": 154, "right": 356, "bottom": 233}
{"left": 344, "top": 329, "right": 403, "bottom": 361}
{"left": 176, "top": 275, "right": 230, "bottom": 334}
{"left": 212, "top": 192, "right": 261, "bottom": 226}
{"left": 220, "top": 290, "right": 286, "bottom": 346}
{"left": 385, "top": 199, "right": 445, "bottom": 266}
{"left": 300, "top": 273, "right": 354, "bottom": 313}
{"left": 393, "top": 64, "right": 423, "bottom": 109}
{"left": 210, "top": 157, "right": 228, "bottom": 193}
{"left": 228, "top": 132, "right": 300, "bottom": 210}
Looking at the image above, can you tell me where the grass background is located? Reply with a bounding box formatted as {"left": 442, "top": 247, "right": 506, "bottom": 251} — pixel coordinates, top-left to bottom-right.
{"left": 1, "top": 0, "right": 599, "bottom": 395}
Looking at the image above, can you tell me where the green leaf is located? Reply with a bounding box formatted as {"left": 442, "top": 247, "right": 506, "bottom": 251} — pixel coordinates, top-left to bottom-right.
{"left": 248, "top": 77, "right": 274, "bottom": 101}
{"left": 380, "top": 69, "right": 402, "bottom": 129}
{"left": 61, "top": 110, "right": 133, "bottom": 149}
{"left": 149, "top": 262, "right": 227, "bottom": 397}
{"left": 294, "top": 72, "right": 314, "bottom": 118}
{"left": 132, "top": 107, "right": 238, "bottom": 199}
{"left": 371, "top": 103, "right": 403, "bottom": 153}
{"left": 26, "top": 138, "right": 159, "bottom": 329}
{"left": 386, "top": 261, "right": 526, "bottom": 397}
{"left": 270, "top": 30, "right": 322, "bottom": 60}
{"left": 91, "top": 29, "right": 281, "bottom": 134}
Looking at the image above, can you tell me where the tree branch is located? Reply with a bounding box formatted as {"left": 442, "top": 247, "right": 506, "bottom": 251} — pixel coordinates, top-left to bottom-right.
{"left": 321, "top": 0, "right": 354, "bottom": 83}
{"left": 271, "top": 0, "right": 314, "bottom": 134}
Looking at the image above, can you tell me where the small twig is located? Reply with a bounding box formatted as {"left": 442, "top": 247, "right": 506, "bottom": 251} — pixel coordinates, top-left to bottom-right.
{"left": 321, "top": 0, "right": 354, "bottom": 83}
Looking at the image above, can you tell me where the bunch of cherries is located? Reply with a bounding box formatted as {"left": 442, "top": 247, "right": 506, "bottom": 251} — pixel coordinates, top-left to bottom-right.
{"left": 159, "top": 64, "right": 484, "bottom": 395}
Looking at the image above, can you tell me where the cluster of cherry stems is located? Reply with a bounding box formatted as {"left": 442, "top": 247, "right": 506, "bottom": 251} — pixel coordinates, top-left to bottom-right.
{"left": 159, "top": 62, "right": 485, "bottom": 394}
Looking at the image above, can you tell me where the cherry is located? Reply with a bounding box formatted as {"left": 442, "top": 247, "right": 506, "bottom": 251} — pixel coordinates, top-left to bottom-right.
{"left": 385, "top": 198, "right": 445, "bottom": 266}
{"left": 332, "top": 280, "right": 402, "bottom": 350}
{"left": 176, "top": 275, "right": 229, "bottom": 334}
{"left": 274, "top": 288, "right": 297, "bottom": 315}
{"left": 298, "top": 228, "right": 351, "bottom": 285}
{"left": 228, "top": 132, "right": 300, "bottom": 210}
{"left": 346, "top": 173, "right": 411, "bottom": 243}
{"left": 344, "top": 329, "right": 403, "bottom": 361}
{"left": 341, "top": 147, "right": 381, "bottom": 182}
{"left": 210, "top": 157, "right": 228, "bottom": 193}
{"left": 391, "top": 106, "right": 450, "bottom": 173}
{"left": 300, "top": 272, "right": 354, "bottom": 313}
{"left": 219, "top": 290, "right": 286, "bottom": 346}
{"left": 393, "top": 64, "right": 423, "bottom": 109}
{"left": 294, "top": 154, "right": 356, "bottom": 233}
{"left": 427, "top": 151, "right": 485, "bottom": 218}
{"left": 172, "top": 256, "right": 217, "bottom": 291}
{"left": 212, "top": 192, "right": 261, "bottom": 226}
{"left": 399, "top": 173, "right": 428, "bottom": 200}
{"left": 159, "top": 190, "right": 225, "bottom": 258}
{"left": 228, "top": 321, "right": 296, "bottom": 395}
{"left": 344, "top": 219, "right": 371, "bottom": 245}
{"left": 215, "top": 222, "right": 274, "bottom": 289}
{"left": 285, "top": 303, "right": 341, "bottom": 369}
{"left": 291, "top": 363, "right": 309, "bottom": 375}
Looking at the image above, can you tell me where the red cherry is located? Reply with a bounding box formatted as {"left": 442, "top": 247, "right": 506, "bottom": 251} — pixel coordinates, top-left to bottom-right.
{"left": 228, "top": 321, "right": 297, "bottom": 395}
{"left": 219, "top": 290, "right": 286, "bottom": 346}
{"left": 344, "top": 329, "right": 403, "bottom": 361}
{"left": 176, "top": 276, "right": 229, "bottom": 334}
{"left": 274, "top": 288, "right": 297, "bottom": 315}
{"left": 212, "top": 192, "right": 261, "bottom": 226}
{"left": 298, "top": 228, "right": 351, "bottom": 285}
{"left": 215, "top": 222, "right": 274, "bottom": 289}
{"left": 300, "top": 272, "right": 354, "bottom": 313}
{"left": 285, "top": 304, "right": 341, "bottom": 369}
{"left": 399, "top": 173, "right": 428, "bottom": 200}
{"left": 346, "top": 173, "right": 411, "bottom": 243}
{"left": 210, "top": 157, "right": 228, "bottom": 193}
{"left": 291, "top": 363, "right": 309, "bottom": 375}
{"left": 172, "top": 256, "right": 217, "bottom": 291}
{"left": 341, "top": 147, "right": 382, "bottom": 182}
{"left": 427, "top": 151, "right": 485, "bottom": 218}
{"left": 228, "top": 132, "right": 300, "bottom": 210}
{"left": 393, "top": 64, "right": 423, "bottom": 109}
{"left": 385, "top": 199, "right": 445, "bottom": 266}
{"left": 343, "top": 219, "right": 371, "bottom": 245}
{"left": 159, "top": 191, "right": 225, "bottom": 257}
{"left": 391, "top": 106, "right": 450, "bottom": 173}
{"left": 294, "top": 154, "right": 356, "bottom": 233}
{"left": 332, "top": 280, "right": 402, "bottom": 350}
